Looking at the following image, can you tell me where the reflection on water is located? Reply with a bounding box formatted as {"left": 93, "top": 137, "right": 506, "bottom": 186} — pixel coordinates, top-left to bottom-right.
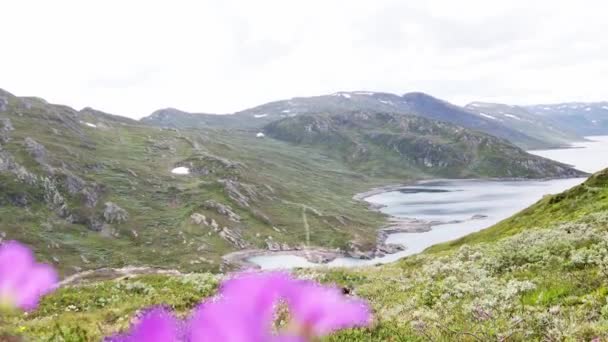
{"left": 249, "top": 136, "right": 608, "bottom": 270}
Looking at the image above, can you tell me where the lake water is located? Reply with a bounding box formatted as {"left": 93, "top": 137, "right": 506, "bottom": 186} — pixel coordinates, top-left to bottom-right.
{"left": 249, "top": 136, "right": 608, "bottom": 270}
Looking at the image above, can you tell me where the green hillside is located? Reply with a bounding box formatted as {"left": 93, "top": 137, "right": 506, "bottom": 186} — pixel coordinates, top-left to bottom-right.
{"left": 264, "top": 111, "right": 585, "bottom": 178}
{"left": 6, "top": 167, "right": 608, "bottom": 340}
{"left": 0, "top": 89, "right": 585, "bottom": 276}
{"left": 0, "top": 89, "right": 389, "bottom": 275}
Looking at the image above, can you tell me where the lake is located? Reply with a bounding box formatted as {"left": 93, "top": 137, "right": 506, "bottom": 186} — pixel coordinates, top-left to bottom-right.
{"left": 249, "top": 136, "right": 608, "bottom": 269}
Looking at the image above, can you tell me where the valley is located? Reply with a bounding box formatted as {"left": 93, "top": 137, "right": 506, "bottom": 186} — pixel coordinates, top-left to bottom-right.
{"left": 248, "top": 135, "right": 608, "bottom": 269}
{"left": 0, "top": 88, "right": 590, "bottom": 276}
{"left": 2, "top": 87, "right": 608, "bottom": 340}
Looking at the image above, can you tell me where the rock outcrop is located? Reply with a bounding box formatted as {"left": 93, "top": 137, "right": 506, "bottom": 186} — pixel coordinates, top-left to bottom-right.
{"left": 103, "top": 202, "right": 129, "bottom": 224}
{"left": 202, "top": 200, "right": 241, "bottom": 222}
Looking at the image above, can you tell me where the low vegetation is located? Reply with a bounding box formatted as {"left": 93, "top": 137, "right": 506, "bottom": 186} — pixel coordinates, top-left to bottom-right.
{"left": 6, "top": 168, "right": 608, "bottom": 341}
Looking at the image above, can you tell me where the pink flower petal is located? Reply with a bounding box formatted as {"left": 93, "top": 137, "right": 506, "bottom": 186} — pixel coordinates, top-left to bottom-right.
{"left": 284, "top": 280, "right": 371, "bottom": 336}
{"left": 188, "top": 272, "right": 290, "bottom": 342}
{"left": 0, "top": 241, "right": 58, "bottom": 310}
{"left": 106, "top": 307, "right": 181, "bottom": 342}
{"left": 16, "top": 263, "right": 58, "bottom": 310}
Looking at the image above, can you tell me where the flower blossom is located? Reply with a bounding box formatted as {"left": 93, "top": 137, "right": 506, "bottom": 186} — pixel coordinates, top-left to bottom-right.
{"left": 105, "top": 307, "right": 181, "bottom": 342}
{"left": 110, "top": 272, "right": 371, "bottom": 341}
{"left": 0, "top": 241, "right": 58, "bottom": 311}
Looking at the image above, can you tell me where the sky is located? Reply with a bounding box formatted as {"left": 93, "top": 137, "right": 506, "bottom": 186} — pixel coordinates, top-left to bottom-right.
{"left": 1, "top": 0, "right": 608, "bottom": 119}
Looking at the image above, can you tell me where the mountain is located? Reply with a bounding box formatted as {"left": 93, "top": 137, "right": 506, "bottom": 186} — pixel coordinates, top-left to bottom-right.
{"left": 465, "top": 102, "right": 581, "bottom": 148}
{"left": 141, "top": 107, "right": 244, "bottom": 129}
{"left": 526, "top": 102, "right": 608, "bottom": 136}
{"left": 0, "top": 88, "right": 390, "bottom": 274}
{"left": 141, "top": 91, "right": 579, "bottom": 149}
{"left": 263, "top": 110, "right": 585, "bottom": 178}
{"left": 0, "top": 87, "right": 587, "bottom": 277}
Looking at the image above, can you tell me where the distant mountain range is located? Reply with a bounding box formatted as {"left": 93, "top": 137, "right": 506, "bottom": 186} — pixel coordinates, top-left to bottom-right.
{"left": 142, "top": 91, "right": 608, "bottom": 150}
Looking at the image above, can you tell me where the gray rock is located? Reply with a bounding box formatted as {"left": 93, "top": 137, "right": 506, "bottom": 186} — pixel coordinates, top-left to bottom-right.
{"left": 0, "top": 118, "right": 13, "bottom": 143}
{"left": 218, "top": 179, "right": 263, "bottom": 208}
{"left": 87, "top": 218, "right": 104, "bottom": 232}
{"left": 81, "top": 187, "right": 100, "bottom": 208}
{"left": 1, "top": 118, "right": 13, "bottom": 131}
{"left": 103, "top": 202, "right": 129, "bottom": 224}
{"left": 190, "top": 213, "right": 207, "bottom": 225}
{"left": 219, "top": 227, "right": 248, "bottom": 249}
{"left": 24, "top": 137, "right": 48, "bottom": 162}
{"left": 202, "top": 200, "right": 241, "bottom": 222}
{"left": 65, "top": 173, "right": 86, "bottom": 194}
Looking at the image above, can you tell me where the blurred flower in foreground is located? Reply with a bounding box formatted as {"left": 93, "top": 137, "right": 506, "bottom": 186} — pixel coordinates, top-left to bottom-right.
{"left": 113, "top": 272, "right": 371, "bottom": 341}
{"left": 283, "top": 279, "right": 371, "bottom": 338}
{"left": 0, "top": 241, "right": 58, "bottom": 311}
{"left": 106, "top": 307, "right": 181, "bottom": 342}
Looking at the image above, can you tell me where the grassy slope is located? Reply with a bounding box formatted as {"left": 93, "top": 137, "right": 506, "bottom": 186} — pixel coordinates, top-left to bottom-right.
{"left": 428, "top": 168, "right": 608, "bottom": 252}
{"left": 263, "top": 111, "right": 585, "bottom": 179}
{"left": 0, "top": 94, "right": 388, "bottom": 275}
{"left": 8, "top": 169, "right": 608, "bottom": 341}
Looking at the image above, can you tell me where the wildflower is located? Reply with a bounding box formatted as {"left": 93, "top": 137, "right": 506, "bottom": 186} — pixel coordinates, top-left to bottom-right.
{"left": 187, "top": 272, "right": 371, "bottom": 341}
{"left": 282, "top": 279, "right": 371, "bottom": 338}
{"left": 187, "top": 272, "right": 291, "bottom": 341}
{"left": 111, "top": 272, "right": 371, "bottom": 341}
{"left": 0, "top": 241, "right": 58, "bottom": 311}
{"left": 105, "top": 307, "right": 181, "bottom": 342}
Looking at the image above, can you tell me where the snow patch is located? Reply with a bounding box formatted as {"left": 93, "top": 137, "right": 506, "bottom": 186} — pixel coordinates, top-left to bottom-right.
{"left": 171, "top": 167, "right": 190, "bottom": 175}
{"left": 504, "top": 114, "right": 521, "bottom": 120}
{"left": 592, "top": 120, "right": 599, "bottom": 124}
{"left": 256, "top": 132, "right": 265, "bottom": 138}
{"left": 478, "top": 112, "right": 497, "bottom": 120}
{"left": 602, "top": 106, "right": 608, "bottom": 110}
{"left": 281, "top": 109, "right": 291, "bottom": 113}
{"left": 253, "top": 114, "right": 268, "bottom": 118}
{"left": 331, "top": 92, "right": 352, "bottom": 99}
{"left": 353, "top": 91, "right": 375, "bottom": 95}
{"left": 379, "top": 100, "right": 394, "bottom": 105}
{"left": 585, "top": 107, "right": 592, "bottom": 112}
{"left": 81, "top": 121, "right": 97, "bottom": 128}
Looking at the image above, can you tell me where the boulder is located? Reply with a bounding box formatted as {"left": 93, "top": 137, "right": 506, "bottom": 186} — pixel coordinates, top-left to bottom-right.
{"left": 202, "top": 200, "right": 241, "bottom": 222}
{"left": 190, "top": 213, "right": 207, "bottom": 225}
{"left": 24, "top": 137, "right": 48, "bottom": 162}
{"left": 103, "top": 202, "right": 129, "bottom": 224}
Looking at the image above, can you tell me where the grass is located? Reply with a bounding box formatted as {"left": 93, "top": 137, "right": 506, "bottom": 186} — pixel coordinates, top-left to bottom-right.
{"left": 5, "top": 168, "right": 608, "bottom": 340}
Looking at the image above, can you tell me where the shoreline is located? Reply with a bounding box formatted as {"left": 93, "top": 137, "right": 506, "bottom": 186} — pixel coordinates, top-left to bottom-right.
{"left": 221, "top": 176, "right": 582, "bottom": 270}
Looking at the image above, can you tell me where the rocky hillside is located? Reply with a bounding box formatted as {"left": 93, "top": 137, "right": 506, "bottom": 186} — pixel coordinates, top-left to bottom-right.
{"left": 0, "top": 88, "right": 392, "bottom": 275}
{"left": 10, "top": 168, "right": 608, "bottom": 341}
{"left": 141, "top": 91, "right": 582, "bottom": 149}
{"left": 263, "top": 111, "right": 586, "bottom": 179}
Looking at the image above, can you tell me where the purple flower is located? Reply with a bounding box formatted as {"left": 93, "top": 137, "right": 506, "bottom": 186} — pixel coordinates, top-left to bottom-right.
{"left": 108, "top": 272, "right": 372, "bottom": 342}
{"left": 187, "top": 272, "right": 290, "bottom": 342}
{"left": 188, "top": 272, "right": 371, "bottom": 341}
{"left": 283, "top": 280, "right": 371, "bottom": 336}
{"left": 106, "top": 307, "right": 181, "bottom": 342}
{"left": 0, "top": 241, "right": 58, "bottom": 310}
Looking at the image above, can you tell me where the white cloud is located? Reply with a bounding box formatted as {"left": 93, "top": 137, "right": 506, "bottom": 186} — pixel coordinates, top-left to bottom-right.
{"left": 1, "top": 0, "right": 607, "bottom": 118}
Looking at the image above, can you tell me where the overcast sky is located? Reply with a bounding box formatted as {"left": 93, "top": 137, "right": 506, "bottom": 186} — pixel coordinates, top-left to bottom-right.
{"left": 1, "top": 0, "right": 607, "bottom": 119}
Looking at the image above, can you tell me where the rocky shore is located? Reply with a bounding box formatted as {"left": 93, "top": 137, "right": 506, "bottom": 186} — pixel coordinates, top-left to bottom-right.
{"left": 221, "top": 248, "right": 344, "bottom": 270}
{"left": 221, "top": 181, "right": 493, "bottom": 270}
